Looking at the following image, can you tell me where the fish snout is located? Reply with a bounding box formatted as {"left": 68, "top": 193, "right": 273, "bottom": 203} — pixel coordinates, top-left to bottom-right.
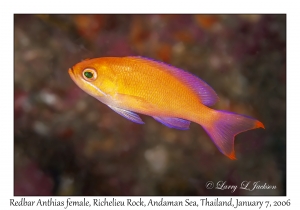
{"left": 68, "top": 67, "right": 77, "bottom": 82}
{"left": 68, "top": 67, "right": 74, "bottom": 74}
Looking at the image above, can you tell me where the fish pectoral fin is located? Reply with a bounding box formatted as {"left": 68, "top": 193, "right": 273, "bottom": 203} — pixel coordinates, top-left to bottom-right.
{"left": 107, "top": 105, "right": 145, "bottom": 124}
{"left": 153, "top": 116, "right": 190, "bottom": 130}
{"left": 115, "top": 93, "right": 154, "bottom": 110}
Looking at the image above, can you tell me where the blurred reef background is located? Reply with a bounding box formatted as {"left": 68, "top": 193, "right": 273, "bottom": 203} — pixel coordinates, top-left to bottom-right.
{"left": 14, "top": 14, "right": 286, "bottom": 196}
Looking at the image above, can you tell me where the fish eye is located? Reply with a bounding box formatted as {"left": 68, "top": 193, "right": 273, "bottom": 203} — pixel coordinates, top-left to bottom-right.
{"left": 82, "top": 68, "right": 97, "bottom": 81}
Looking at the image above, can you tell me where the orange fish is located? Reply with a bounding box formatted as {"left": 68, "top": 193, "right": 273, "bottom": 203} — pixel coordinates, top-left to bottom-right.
{"left": 69, "top": 56, "right": 264, "bottom": 159}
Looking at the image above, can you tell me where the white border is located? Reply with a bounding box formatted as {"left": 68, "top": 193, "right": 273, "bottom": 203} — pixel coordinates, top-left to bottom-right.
{"left": 2, "top": 0, "right": 298, "bottom": 209}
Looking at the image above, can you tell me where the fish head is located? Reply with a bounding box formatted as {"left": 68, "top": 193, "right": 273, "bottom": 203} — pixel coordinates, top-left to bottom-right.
{"left": 68, "top": 58, "right": 116, "bottom": 99}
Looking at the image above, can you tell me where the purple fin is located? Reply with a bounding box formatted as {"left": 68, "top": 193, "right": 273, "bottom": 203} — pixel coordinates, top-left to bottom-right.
{"left": 128, "top": 56, "right": 219, "bottom": 106}
{"left": 153, "top": 116, "right": 190, "bottom": 130}
{"left": 202, "top": 110, "right": 264, "bottom": 160}
{"left": 107, "top": 105, "right": 144, "bottom": 124}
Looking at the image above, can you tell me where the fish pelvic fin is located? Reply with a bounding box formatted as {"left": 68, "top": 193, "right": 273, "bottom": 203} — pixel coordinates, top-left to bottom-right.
{"left": 107, "top": 105, "right": 145, "bottom": 124}
{"left": 201, "top": 110, "right": 265, "bottom": 160}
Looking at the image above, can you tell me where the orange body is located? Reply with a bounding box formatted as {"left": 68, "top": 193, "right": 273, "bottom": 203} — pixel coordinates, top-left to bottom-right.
{"left": 69, "top": 56, "right": 264, "bottom": 159}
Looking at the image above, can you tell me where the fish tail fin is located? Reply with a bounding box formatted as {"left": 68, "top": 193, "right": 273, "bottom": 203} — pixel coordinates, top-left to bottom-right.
{"left": 201, "top": 110, "right": 265, "bottom": 160}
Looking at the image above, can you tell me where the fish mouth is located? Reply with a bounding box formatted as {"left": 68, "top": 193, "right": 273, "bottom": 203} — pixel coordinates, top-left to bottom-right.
{"left": 68, "top": 67, "right": 76, "bottom": 81}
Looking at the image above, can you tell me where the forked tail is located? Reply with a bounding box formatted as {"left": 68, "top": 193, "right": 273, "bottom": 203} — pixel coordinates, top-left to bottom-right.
{"left": 201, "top": 110, "right": 265, "bottom": 159}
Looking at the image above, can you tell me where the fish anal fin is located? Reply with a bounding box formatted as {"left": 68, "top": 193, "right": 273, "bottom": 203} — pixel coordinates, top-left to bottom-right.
{"left": 153, "top": 116, "right": 190, "bottom": 130}
{"left": 107, "top": 105, "right": 144, "bottom": 124}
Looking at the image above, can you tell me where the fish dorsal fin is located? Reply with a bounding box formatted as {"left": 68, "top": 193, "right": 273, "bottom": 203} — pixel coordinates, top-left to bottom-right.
{"left": 127, "top": 56, "right": 219, "bottom": 106}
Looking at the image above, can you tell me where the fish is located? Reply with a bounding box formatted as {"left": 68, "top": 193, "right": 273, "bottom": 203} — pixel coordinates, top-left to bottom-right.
{"left": 68, "top": 56, "right": 264, "bottom": 159}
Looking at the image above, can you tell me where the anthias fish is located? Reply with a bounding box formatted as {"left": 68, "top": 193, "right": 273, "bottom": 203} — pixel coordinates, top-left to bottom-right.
{"left": 69, "top": 56, "right": 264, "bottom": 159}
